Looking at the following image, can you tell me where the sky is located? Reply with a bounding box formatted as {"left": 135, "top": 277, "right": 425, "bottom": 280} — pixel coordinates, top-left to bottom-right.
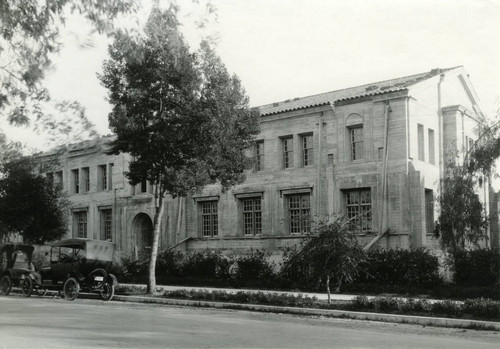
{"left": 4, "top": 0, "right": 500, "bottom": 151}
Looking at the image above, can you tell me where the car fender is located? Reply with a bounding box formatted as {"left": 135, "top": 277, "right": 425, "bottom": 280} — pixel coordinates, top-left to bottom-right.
{"left": 107, "top": 273, "right": 118, "bottom": 286}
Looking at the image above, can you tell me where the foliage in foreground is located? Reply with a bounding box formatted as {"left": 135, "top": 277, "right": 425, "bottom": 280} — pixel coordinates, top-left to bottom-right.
{"left": 282, "top": 219, "right": 366, "bottom": 301}
{"left": 452, "top": 249, "right": 500, "bottom": 287}
{"left": 111, "top": 248, "right": 499, "bottom": 300}
{"left": 0, "top": 0, "right": 137, "bottom": 144}
{"left": 115, "top": 285, "right": 500, "bottom": 321}
{"left": 0, "top": 156, "right": 68, "bottom": 243}
{"left": 351, "top": 295, "right": 499, "bottom": 320}
{"left": 435, "top": 119, "right": 500, "bottom": 251}
{"left": 100, "top": 6, "right": 259, "bottom": 293}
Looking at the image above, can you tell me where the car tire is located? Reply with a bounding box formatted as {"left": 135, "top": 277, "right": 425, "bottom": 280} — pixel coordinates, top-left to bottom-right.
{"left": 63, "top": 277, "right": 79, "bottom": 301}
{"left": 21, "top": 277, "right": 33, "bottom": 297}
{"left": 0, "top": 275, "right": 12, "bottom": 296}
{"left": 100, "top": 281, "right": 115, "bottom": 301}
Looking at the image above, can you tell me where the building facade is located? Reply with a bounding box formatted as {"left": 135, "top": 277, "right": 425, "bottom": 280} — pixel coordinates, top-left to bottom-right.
{"left": 41, "top": 66, "right": 495, "bottom": 258}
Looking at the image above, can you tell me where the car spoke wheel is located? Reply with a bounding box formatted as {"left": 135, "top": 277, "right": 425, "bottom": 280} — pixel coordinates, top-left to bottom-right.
{"left": 63, "top": 277, "right": 79, "bottom": 301}
{"left": 0, "top": 275, "right": 12, "bottom": 296}
{"left": 100, "top": 281, "right": 115, "bottom": 301}
{"left": 21, "top": 277, "right": 33, "bottom": 297}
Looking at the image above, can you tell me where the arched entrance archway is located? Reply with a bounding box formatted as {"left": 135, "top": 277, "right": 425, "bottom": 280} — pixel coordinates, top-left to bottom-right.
{"left": 132, "top": 213, "right": 153, "bottom": 260}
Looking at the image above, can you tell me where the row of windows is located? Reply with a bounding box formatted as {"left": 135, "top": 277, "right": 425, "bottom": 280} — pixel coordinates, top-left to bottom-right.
{"left": 417, "top": 124, "right": 436, "bottom": 164}
{"left": 254, "top": 134, "right": 315, "bottom": 172}
{"left": 254, "top": 127, "right": 366, "bottom": 172}
{"left": 199, "top": 189, "right": 372, "bottom": 237}
{"left": 74, "top": 209, "right": 112, "bottom": 241}
{"left": 70, "top": 163, "right": 113, "bottom": 194}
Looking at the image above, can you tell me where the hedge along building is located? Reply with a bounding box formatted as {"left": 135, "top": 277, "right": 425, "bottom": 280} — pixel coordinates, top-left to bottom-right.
{"left": 40, "top": 66, "right": 495, "bottom": 258}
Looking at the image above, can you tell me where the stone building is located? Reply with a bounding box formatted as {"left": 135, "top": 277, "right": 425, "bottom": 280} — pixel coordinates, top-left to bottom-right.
{"left": 41, "top": 66, "right": 495, "bottom": 258}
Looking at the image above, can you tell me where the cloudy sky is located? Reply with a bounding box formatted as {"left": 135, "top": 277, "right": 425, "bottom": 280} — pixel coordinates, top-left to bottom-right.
{"left": 5, "top": 0, "right": 500, "bottom": 150}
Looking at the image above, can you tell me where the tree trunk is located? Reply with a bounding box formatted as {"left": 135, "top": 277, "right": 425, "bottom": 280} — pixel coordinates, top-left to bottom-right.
{"left": 326, "top": 275, "right": 331, "bottom": 304}
{"left": 146, "top": 193, "right": 165, "bottom": 294}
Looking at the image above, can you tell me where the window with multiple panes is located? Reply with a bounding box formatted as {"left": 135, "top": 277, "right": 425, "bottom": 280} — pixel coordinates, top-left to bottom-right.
{"left": 201, "top": 201, "right": 218, "bottom": 237}
{"left": 350, "top": 127, "right": 364, "bottom": 160}
{"left": 243, "top": 198, "right": 262, "bottom": 235}
{"left": 102, "top": 209, "right": 112, "bottom": 241}
{"left": 75, "top": 211, "right": 87, "bottom": 238}
{"left": 82, "top": 167, "right": 90, "bottom": 193}
{"left": 98, "top": 165, "right": 107, "bottom": 191}
{"left": 255, "top": 141, "right": 264, "bottom": 171}
{"left": 345, "top": 189, "right": 372, "bottom": 232}
{"left": 302, "top": 134, "right": 313, "bottom": 166}
{"left": 282, "top": 137, "right": 293, "bottom": 168}
{"left": 288, "top": 194, "right": 311, "bottom": 234}
{"left": 71, "top": 169, "right": 79, "bottom": 194}
{"left": 108, "top": 163, "right": 114, "bottom": 189}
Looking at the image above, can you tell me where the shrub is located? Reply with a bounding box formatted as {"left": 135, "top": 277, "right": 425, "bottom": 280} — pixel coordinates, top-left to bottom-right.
{"left": 452, "top": 249, "right": 500, "bottom": 287}
{"left": 373, "top": 296, "right": 402, "bottom": 312}
{"left": 119, "top": 257, "right": 149, "bottom": 283}
{"left": 233, "top": 250, "right": 276, "bottom": 285}
{"left": 156, "top": 250, "right": 184, "bottom": 278}
{"left": 357, "top": 248, "right": 442, "bottom": 288}
{"left": 182, "top": 250, "right": 233, "bottom": 280}
{"left": 462, "top": 298, "right": 500, "bottom": 319}
{"left": 430, "top": 299, "right": 461, "bottom": 317}
{"left": 162, "top": 289, "right": 318, "bottom": 307}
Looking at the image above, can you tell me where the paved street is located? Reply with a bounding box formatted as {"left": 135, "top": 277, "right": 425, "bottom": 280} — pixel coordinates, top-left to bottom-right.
{"left": 0, "top": 295, "right": 498, "bottom": 349}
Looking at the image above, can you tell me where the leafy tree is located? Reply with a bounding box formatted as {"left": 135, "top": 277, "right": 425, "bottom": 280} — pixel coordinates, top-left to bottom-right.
{"left": 99, "top": 7, "right": 260, "bottom": 293}
{"left": 283, "top": 219, "right": 367, "bottom": 303}
{"left": 0, "top": 0, "right": 137, "bottom": 142}
{"left": 0, "top": 156, "right": 68, "bottom": 244}
{"left": 435, "top": 118, "right": 500, "bottom": 251}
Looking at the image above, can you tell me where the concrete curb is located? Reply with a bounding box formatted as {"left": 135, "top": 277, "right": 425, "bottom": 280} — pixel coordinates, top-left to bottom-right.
{"left": 112, "top": 295, "right": 500, "bottom": 331}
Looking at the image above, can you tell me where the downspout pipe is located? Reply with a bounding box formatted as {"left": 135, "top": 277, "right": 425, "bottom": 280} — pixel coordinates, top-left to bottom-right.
{"left": 317, "top": 111, "right": 324, "bottom": 218}
{"left": 364, "top": 101, "right": 391, "bottom": 251}
{"left": 438, "top": 72, "right": 445, "bottom": 190}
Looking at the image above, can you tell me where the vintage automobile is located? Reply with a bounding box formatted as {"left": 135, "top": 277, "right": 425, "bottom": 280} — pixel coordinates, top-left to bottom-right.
{"left": 24, "top": 239, "right": 118, "bottom": 301}
{"left": 0, "top": 243, "right": 38, "bottom": 296}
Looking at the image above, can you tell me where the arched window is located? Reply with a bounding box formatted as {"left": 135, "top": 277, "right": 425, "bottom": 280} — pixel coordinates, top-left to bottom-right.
{"left": 346, "top": 113, "right": 364, "bottom": 161}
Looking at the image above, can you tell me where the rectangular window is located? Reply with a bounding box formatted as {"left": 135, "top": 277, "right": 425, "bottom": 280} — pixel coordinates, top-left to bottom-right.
{"left": 302, "top": 134, "right": 314, "bottom": 166}
{"left": 345, "top": 189, "right": 372, "bottom": 232}
{"left": 101, "top": 209, "right": 112, "bottom": 241}
{"left": 98, "top": 165, "right": 107, "bottom": 191}
{"left": 255, "top": 141, "right": 264, "bottom": 171}
{"left": 141, "top": 178, "right": 148, "bottom": 193}
{"left": 425, "top": 189, "right": 434, "bottom": 235}
{"left": 428, "top": 129, "right": 435, "bottom": 164}
{"left": 201, "top": 201, "right": 218, "bottom": 237}
{"left": 82, "top": 167, "right": 90, "bottom": 193}
{"left": 108, "top": 163, "right": 114, "bottom": 189}
{"left": 350, "top": 127, "right": 364, "bottom": 161}
{"left": 282, "top": 137, "right": 293, "bottom": 169}
{"left": 71, "top": 169, "right": 79, "bottom": 194}
{"left": 418, "top": 124, "right": 425, "bottom": 161}
{"left": 288, "top": 194, "right": 311, "bottom": 234}
{"left": 242, "top": 198, "right": 262, "bottom": 235}
{"left": 75, "top": 211, "right": 87, "bottom": 238}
